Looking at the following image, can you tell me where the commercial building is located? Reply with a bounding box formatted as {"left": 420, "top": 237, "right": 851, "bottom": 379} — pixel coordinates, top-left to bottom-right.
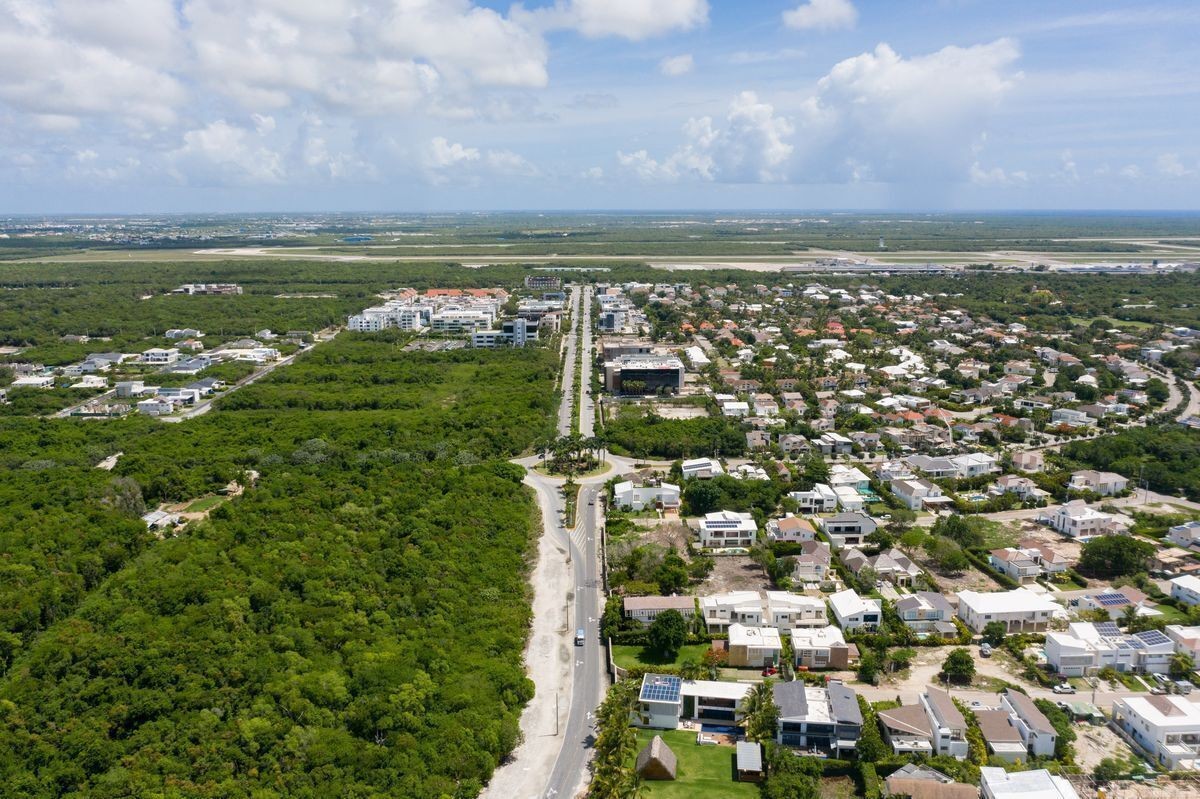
{"left": 471, "top": 318, "right": 537, "bottom": 348}
{"left": 603, "top": 354, "right": 685, "bottom": 395}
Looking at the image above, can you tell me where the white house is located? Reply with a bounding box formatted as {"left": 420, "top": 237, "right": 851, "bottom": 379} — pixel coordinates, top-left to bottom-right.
{"left": 697, "top": 510, "right": 757, "bottom": 548}
{"left": 1167, "top": 625, "right": 1200, "bottom": 665}
{"left": 956, "top": 588, "right": 1060, "bottom": 633}
{"left": 698, "top": 591, "right": 825, "bottom": 633}
{"left": 1068, "top": 470, "right": 1129, "bottom": 496}
{"left": 877, "top": 687, "right": 969, "bottom": 760}
{"left": 833, "top": 485, "right": 866, "bottom": 512}
{"left": 633, "top": 674, "right": 753, "bottom": 729}
{"left": 700, "top": 591, "right": 764, "bottom": 632}
{"left": 1045, "top": 622, "right": 1174, "bottom": 677}
{"left": 11, "top": 375, "right": 55, "bottom": 389}
{"left": 1171, "top": 575, "right": 1200, "bottom": 607}
{"left": 828, "top": 589, "right": 881, "bottom": 631}
{"left": 681, "top": 457, "right": 723, "bottom": 479}
{"left": 767, "top": 516, "right": 817, "bottom": 543}
{"left": 1000, "top": 689, "right": 1058, "bottom": 758}
{"left": 136, "top": 398, "right": 174, "bottom": 416}
{"left": 789, "top": 484, "right": 838, "bottom": 513}
{"left": 819, "top": 512, "right": 877, "bottom": 549}
{"left": 980, "top": 768, "right": 1079, "bottom": 799}
{"left": 722, "top": 401, "right": 750, "bottom": 418}
{"left": 1049, "top": 501, "right": 1124, "bottom": 540}
{"left": 890, "top": 477, "right": 951, "bottom": 511}
{"left": 1168, "top": 521, "right": 1200, "bottom": 550}
{"left": 612, "top": 481, "right": 681, "bottom": 511}
{"left": 139, "top": 347, "right": 180, "bottom": 365}
{"left": 1112, "top": 694, "right": 1200, "bottom": 771}
{"left": 789, "top": 626, "right": 855, "bottom": 670}
{"left": 727, "top": 624, "right": 782, "bottom": 668}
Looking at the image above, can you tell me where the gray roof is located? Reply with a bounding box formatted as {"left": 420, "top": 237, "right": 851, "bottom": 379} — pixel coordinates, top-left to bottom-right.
{"left": 1003, "top": 689, "right": 1055, "bottom": 735}
{"left": 772, "top": 680, "right": 809, "bottom": 720}
{"left": 736, "top": 741, "right": 763, "bottom": 773}
{"left": 827, "top": 682, "right": 863, "bottom": 726}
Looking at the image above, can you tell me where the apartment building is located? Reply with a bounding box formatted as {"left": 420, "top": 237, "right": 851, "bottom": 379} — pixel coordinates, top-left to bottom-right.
{"left": 956, "top": 588, "right": 1060, "bottom": 633}
{"left": 697, "top": 510, "right": 757, "bottom": 548}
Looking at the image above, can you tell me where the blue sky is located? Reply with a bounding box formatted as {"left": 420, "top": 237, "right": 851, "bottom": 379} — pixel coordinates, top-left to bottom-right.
{"left": 1, "top": 0, "right": 1198, "bottom": 212}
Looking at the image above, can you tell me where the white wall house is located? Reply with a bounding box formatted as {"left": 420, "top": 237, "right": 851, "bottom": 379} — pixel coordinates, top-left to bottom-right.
{"left": 789, "top": 484, "right": 838, "bottom": 513}
{"left": 697, "top": 510, "right": 757, "bottom": 548}
{"left": 1171, "top": 576, "right": 1200, "bottom": 607}
{"left": 1050, "top": 501, "right": 1123, "bottom": 540}
{"left": 1112, "top": 694, "right": 1200, "bottom": 771}
{"left": 612, "top": 481, "right": 681, "bottom": 511}
{"left": 681, "top": 457, "right": 723, "bottom": 479}
{"left": 829, "top": 589, "right": 881, "bottom": 632}
{"left": 956, "top": 588, "right": 1060, "bottom": 633}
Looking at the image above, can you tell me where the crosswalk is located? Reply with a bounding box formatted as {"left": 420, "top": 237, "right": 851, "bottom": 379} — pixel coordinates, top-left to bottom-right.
{"left": 569, "top": 523, "right": 590, "bottom": 551}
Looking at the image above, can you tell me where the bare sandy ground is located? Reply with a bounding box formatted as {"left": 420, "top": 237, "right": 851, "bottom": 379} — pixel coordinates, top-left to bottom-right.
{"left": 480, "top": 478, "right": 574, "bottom": 799}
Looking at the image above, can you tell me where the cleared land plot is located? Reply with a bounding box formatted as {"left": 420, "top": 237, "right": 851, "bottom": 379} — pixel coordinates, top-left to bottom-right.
{"left": 612, "top": 643, "right": 713, "bottom": 671}
{"left": 699, "top": 555, "right": 771, "bottom": 594}
{"left": 629, "top": 729, "right": 758, "bottom": 799}
{"left": 1073, "top": 723, "right": 1139, "bottom": 774}
{"left": 651, "top": 405, "right": 710, "bottom": 420}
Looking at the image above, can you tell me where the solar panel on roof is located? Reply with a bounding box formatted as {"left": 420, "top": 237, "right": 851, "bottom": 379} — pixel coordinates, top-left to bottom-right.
{"left": 1095, "top": 593, "right": 1130, "bottom": 607}
{"left": 640, "top": 675, "right": 682, "bottom": 703}
{"left": 1136, "top": 630, "right": 1171, "bottom": 647}
{"left": 1094, "top": 622, "right": 1121, "bottom": 636}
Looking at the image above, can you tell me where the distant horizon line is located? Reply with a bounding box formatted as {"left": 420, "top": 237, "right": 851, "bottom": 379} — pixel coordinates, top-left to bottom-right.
{"left": 5, "top": 208, "right": 1200, "bottom": 219}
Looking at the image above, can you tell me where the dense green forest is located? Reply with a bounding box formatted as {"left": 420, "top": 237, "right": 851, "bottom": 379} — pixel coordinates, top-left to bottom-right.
{"left": 0, "top": 328, "right": 560, "bottom": 798}
{"left": 1061, "top": 427, "right": 1200, "bottom": 501}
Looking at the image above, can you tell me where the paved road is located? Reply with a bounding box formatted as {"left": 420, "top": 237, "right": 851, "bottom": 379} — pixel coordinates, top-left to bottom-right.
{"left": 557, "top": 286, "right": 581, "bottom": 436}
{"left": 578, "top": 285, "right": 595, "bottom": 438}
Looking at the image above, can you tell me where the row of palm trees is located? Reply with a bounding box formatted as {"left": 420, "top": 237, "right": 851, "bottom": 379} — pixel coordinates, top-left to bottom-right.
{"left": 589, "top": 680, "right": 644, "bottom": 799}
{"left": 535, "top": 434, "right": 606, "bottom": 473}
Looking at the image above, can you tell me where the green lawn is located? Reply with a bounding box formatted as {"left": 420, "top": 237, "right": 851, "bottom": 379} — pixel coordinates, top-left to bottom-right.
{"left": 973, "top": 518, "right": 1020, "bottom": 549}
{"left": 612, "top": 643, "right": 714, "bottom": 671}
{"left": 185, "top": 495, "right": 226, "bottom": 513}
{"left": 629, "top": 729, "right": 759, "bottom": 799}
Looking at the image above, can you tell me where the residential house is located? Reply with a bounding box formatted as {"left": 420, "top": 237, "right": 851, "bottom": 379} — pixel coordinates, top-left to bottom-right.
{"left": 1168, "top": 521, "right": 1200, "bottom": 550}
{"left": 883, "top": 765, "right": 977, "bottom": 799}
{"left": 894, "top": 592, "right": 957, "bottom": 636}
{"left": 956, "top": 588, "right": 1060, "bottom": 633}
{"left": 700, "top": 591, "right": 764, "bottom": 632}
{"left": 1001, "top": 689, "right": 1058, "bottom": 758}
{"left": 1112, "top": 694, "right": 1200, "bottom": 771}
{"left": 697, "top": 510, "right": 757, "bottom": 548}
{"left": 1171, "top": 576, "right": 1200, "bottom": 607}
{"left": 1068, "top": 470, "right": 1129, "bottom": 496}
{"left": 841, "top": 547, "right": 922, "bottom": 586}
{"left": 681, "top": 457, "right": 723, "bottom": 479}
{"left": 1166, "top": 625, "right": 1200, "bottom": 665}
{"left": 789, "top": 484, "right": 838, "bottom": 514}
{"left": 828, "top": 589, "right": 881, "bottom": 631}
{"left": 974, "top": 709, "right": 1028, "bottom": 762}
{"left": 890, "top": 477, "right": 951, "bottom": 511}
{"left": 778, "top": 434, "right": 810, "bottom": 456}
{"left": 623, "top": 596, "right": 697, "bottom": 626}
{"left": 990, "top": 545, "right": 1068, "bottom": 584}
{"left": 819, "top": 512, "right": 877, "bottom": 549}
{"left": 772, "top": 680, "right": 863, "bottom": 757}
{"left": 1050, "top": 501, "right": 1126, "bottom": 540}
{"left": 790, "top": 626, "right": 857, "bottom": 670}
{"left": 767, "top": 516, "right": 817, "bottom": 543}
{"left": 139, "top": 347, "right": 180, "bottom": 365}
{"left": 1045, "top": 622, "right": 1174, "bottom": 676}
{"left": 136, "top": 398, "right": 174, "bottom": 416}
{"left": 1051, "top": 408, "right": 1094, "bottom": 427}
{"left": 790, "top": 541, "right": 833, "bottom": 584}
{"left": 980, "top": 768, "right": 1079, "bottom": 799}
{"left": 877, "top": 687, "right": 968, "bottom": 759}
{"left": 633, "top": 674, "right": 753, "bottom": 729}
{"left": 727, "top": 624, "right": 782, "bottom": 668}
{"left": 991, "top": 475, "right": 1047, "bottom": 503}
{"left": 746, "top": 431, "right": 772, "bottom": 451}
{"left": 613, "top": 480, "right": 681, "bottom": 511}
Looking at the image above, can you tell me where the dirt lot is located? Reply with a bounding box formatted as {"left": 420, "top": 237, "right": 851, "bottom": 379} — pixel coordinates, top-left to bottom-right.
{"left": 1097, "top": 779, "right": 1200, "bottom": 798}
{"left": 1015, "top": 521, "right": 1083, "bottom": 562}
{"left": 701, "top": 555, "right": 771, "bottom": 593}
{"left": 1073, "top": 723, "right": 1139, "bottom": 773}
{"left": 648, "top": 402, "right": 710, "bottom": 419}
{"left": 911, "top": 556, "right": 1002, "bottom": 594}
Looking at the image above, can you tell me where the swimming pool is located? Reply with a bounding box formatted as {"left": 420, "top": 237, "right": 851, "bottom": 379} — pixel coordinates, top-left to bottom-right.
{"left": 701, "top": 724, "right": 742, "bottom": 735}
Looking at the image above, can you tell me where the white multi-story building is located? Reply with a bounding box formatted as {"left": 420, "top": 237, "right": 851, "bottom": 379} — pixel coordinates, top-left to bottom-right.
{"left": 1167, "top": 521, "right": 1200, "bottom": 550}
{"left": 1001, "top": 689, "right": 1058, "bottom": 758}
{"left": 956, "top": 588, "right": 1060, "bottom": 633}
{"left": 681, "top": 457, "right": 723, "bottom": 479}
{"left": 1171, "top": 576, "right": 1200, "bottom": 607}
{"left": 1045, "top": 622, "right": 1174, "bottom": 677}
{"left": 727, "top": 624, "right": 782, "bottom": 668}
{"left": 699, "top": 591, "right": 826, "bottom": 633}
{"left": 789, "top": 484, "right": 838, "bottom": 513}
{"left": 697, "top": 510, "right": 757, "bottom": 548}
{"left": 622, "top": 596, "right": 697, "bottom": 625}
{"left": 1113, "top": 694, "right": 1200, "bottom": 770}
{"left": 612, "top": 480, "right": 681, "bottom": 511}
{"left": 1049, "top": 500, "right": 1124, "bottom": 540}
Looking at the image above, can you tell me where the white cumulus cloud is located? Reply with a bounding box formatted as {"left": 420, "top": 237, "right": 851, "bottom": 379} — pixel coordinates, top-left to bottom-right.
{"left": 660, "top": 54, "right": 694, "bottom": 77}
{"left": 519, "top": 0, "right": 708, "bottom": 41}
{"left": 783, "top": 0, "right": 857, "bottom": 31}
{"left": 1157, "top": 152, "right": 1194, "bottom": 178}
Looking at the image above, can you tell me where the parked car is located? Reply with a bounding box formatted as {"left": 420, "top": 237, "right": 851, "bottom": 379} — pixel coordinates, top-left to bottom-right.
{"left": 980, "top": 643, "right": 992, "bottom": 658}
{"left": 1150, "top": 686, "right": 1168, "bottom": 695}
{"left": 1053, "top": 683, "right": 1076, "bottom": 695}
{"left": 761, "top": 667, "right": 778, "bottom": 677}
